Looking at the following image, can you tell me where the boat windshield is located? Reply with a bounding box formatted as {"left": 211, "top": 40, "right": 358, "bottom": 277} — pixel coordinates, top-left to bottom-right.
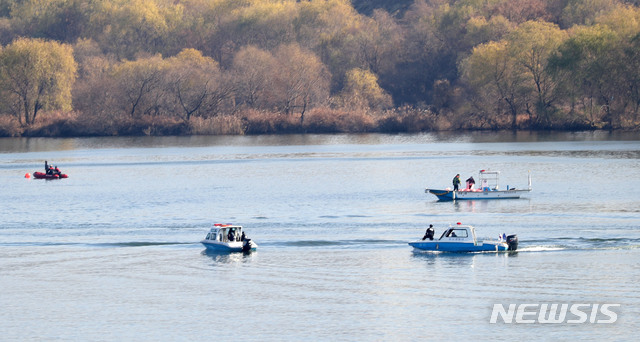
{"left": 438, "top": 229, "right": 448, "bottom": 240}
{"left": 441, "top": 228, "right": 469, "bottom": 238}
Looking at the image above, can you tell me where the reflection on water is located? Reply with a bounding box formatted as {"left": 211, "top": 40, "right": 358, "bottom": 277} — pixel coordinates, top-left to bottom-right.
{"left": 411, "top": 250, "right": 478, "bottom": 268}
{"left": 201, "top": 249, "right": 256, "bottom": 264}
{"left": 2, "top": 130, "right": 639, "bottom": 153}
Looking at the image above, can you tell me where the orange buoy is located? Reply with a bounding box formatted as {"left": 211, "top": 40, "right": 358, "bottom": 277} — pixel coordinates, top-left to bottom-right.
{"left": 25, "top": 173, "right": 31, "bottom": 179}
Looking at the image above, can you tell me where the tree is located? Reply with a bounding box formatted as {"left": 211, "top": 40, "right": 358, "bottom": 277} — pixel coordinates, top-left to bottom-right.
{"left": 165, "top": 48, "right": 231, "bottom": 122}
{"left": 0, "top": 38, "right": 77, "bottom": 125}
{"left": 491, "top": 0, "right": 552, "bottom": 24}
{"left": 231, "top": 45, "right": 278, "bottom": 109}
{"left": 111, "top": 55, "right": 166, "bottom": 117}
{"left": 507, "top": 20, "right": 567, "bottom": 126}
{"left": 299, "top": 0, "right": 366, "bottom": 92}
{"left": 463, "top": 15, "right": 514, "bottom": 48}
{"left": 561, "top": 0, "right": 615, "bottom": 28}
{"left": 352, "top": 10, "right": 403, "bottom": 76}
{"left": 462, "top": 40, "right": 530, "bottom": 129}
{"left": 271, "top": 43, "right": 330, "bottom": 123}
{"left": 89, "top": 0, "right": 176, "bottom": 60}
{"left": 9, "top": 0, "right": 91, "bottom": 43}
{"left": 392, "top": 0, "right": 461, "bottom": 106}
{"left": 549, "top": 25, "right": 618, "bottom": 126}
{"left": 339, "top": 67, "right": 392, "bottom": 110}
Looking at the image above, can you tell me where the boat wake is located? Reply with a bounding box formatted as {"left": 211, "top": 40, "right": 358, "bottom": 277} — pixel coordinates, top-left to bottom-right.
{"left": 514, "top": 237, "right": 640, "bottom": 253}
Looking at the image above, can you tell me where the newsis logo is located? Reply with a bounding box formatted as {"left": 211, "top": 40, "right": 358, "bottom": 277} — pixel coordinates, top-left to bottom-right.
{"left": 490, "top": 303, "right": 620, "bottom": 324}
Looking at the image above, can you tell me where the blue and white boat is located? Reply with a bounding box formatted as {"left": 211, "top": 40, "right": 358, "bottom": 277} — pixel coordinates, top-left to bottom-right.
{"left": 201, "top": 224, "right": 257, "bottom": 252}
{"left": 408, "top": 223, "right": 518, "bottom": 252}
{"left": 425, "top": 170, "right": 531, "bottom": 201}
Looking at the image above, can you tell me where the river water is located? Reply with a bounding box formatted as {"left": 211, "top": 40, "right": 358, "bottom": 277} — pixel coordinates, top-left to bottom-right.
{"left": 1, "top": 131, "right": 639, "bottom": 341}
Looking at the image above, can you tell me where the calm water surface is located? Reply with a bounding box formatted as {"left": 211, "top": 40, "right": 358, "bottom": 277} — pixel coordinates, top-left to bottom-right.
{"left": 1, "top": 131, "right": 639, "bottom": 341}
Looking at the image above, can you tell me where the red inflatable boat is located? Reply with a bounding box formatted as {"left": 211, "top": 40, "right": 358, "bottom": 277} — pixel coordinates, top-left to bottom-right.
{"left": 33, "top": 172, "right": 68, "bottom": 179}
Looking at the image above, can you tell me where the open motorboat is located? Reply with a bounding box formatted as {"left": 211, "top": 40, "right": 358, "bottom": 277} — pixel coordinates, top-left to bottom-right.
{"left": 201, "top": 224, "right": 257, "bottom": 252}
{"left": 425, "top": 170, "right": 531, "bottom": 200}
{"left": 408, "top": 223, "right": 518, "bottom": 252}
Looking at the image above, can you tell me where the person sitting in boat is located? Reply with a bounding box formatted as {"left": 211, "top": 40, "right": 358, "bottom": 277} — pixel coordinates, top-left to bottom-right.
{"left": 466, "top": 176, "right": 475, "bottom": 190}
{"left": 422, "top": 225, "right": 435, "bottom": 240}
{"left": 228, "top": 229, "right": 236, "bottom": 242}
{"left": 452, "top": 174, "right": 461, "bottom": 191}
{"left": 54, "top": 166, "right": 61, "bottom": 176}
{"left": 241, "top": 231, "right": 247, "bottom": 241}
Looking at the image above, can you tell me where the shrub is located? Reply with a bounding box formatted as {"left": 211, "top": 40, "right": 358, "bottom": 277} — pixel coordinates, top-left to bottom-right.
{"left": 0, "top": 115, "right": 22, "bottom": 137}
{"left": 22, "top": 111, "right": 80, "bottom": 137}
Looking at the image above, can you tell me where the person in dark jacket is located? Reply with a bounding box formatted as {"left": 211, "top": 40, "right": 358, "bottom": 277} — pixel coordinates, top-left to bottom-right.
{"left": 466, "top": 176, "right": 475, "bottom": 190}
{"left": 422, "top": 225, "right": 435, "bottom": 240}
{"left": 452, "top": 174, "right": 461, "bottom": 191}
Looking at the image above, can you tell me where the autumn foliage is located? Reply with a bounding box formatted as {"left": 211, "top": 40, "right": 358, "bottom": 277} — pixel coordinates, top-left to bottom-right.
{"left": 0, "top": 0, "right": 639, "bottom": 136}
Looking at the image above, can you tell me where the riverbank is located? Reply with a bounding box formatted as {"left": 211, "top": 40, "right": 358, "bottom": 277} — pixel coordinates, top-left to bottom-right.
{"left": 1, "top": 106, "right": 631, "bottom": 138}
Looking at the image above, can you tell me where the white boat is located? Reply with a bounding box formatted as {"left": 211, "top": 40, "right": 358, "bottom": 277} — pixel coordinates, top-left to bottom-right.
{"left": 408, "top": 223, "right": 518, "bottom": 252}
{"left": 425, "top": 170, "right": 531, "bottom": 200}
{"left": 201, "top": 224, "right": 257, "bottom": 252}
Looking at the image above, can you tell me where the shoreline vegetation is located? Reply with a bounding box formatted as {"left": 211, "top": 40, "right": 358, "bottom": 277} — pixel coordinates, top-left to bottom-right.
{"left": 1, "top": 0, "right": 639, "bottom": 137}
{"left": 0, "top": 106, "right": 611, "bottom": 138}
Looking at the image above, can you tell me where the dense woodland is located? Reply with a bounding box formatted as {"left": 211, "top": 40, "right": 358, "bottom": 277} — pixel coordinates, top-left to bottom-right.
{"left": 0, "top": 0, "right": 639, "bottom": 136}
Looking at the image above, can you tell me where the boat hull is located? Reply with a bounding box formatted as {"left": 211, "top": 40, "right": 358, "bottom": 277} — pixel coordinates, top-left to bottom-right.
{"left": 408, "top": 241, "right": 509, "bottom": 252}
{"left": 201, "top": 240, "right": 257, "bottom": 252}
{"left": 425, "top": 188, "right": 529, "bottom": 201}
{"left": 33, "top": 171, "right": 68, "bottom": 179}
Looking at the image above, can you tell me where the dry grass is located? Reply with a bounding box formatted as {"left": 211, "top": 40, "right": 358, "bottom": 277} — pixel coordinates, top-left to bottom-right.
{"left": 188, "top": 116, "right": 245, "bottom": 135}
{"left": 6, "top": 105, "right": 632, "bottom": 137}
{"left": 303, "top": 107, "right": 376, "bottom": 133}
{"left": 377, "top": 106, "right": 442, "bottom": 132}
{"left": 240, "top": 108, "right": 302, "bottom": 134}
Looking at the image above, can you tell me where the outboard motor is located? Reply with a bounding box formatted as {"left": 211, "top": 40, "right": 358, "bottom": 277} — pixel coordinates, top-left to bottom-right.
{"left": 506, "top": 234, "right": 518, "bottom": 251}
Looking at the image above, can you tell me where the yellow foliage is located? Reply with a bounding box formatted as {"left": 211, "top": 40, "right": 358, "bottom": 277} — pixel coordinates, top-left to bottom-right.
{"left": 170, "top": 48, "right": 218, "bottom": 69}
{"left": 341, "top": 68, "right": 391, "bottom": 110}
{"left": 0, "top": 38, "right": 77, "bottom": 125}
{"left": 595, "top": 4, "right": 640, "bottom": 38}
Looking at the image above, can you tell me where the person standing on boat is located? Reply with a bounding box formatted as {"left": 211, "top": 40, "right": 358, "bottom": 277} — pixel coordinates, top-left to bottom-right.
{"left": 45, "top": 161, "right": 54, "bottom": 175}
{"left": 422, "top": 225, "right": 435, "bottom": 240}
{"left": 452, "top": 174, "right": 461, "bottom": 191}
{"left": 466, "top": 176, "right": 475, "bottom": 190}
